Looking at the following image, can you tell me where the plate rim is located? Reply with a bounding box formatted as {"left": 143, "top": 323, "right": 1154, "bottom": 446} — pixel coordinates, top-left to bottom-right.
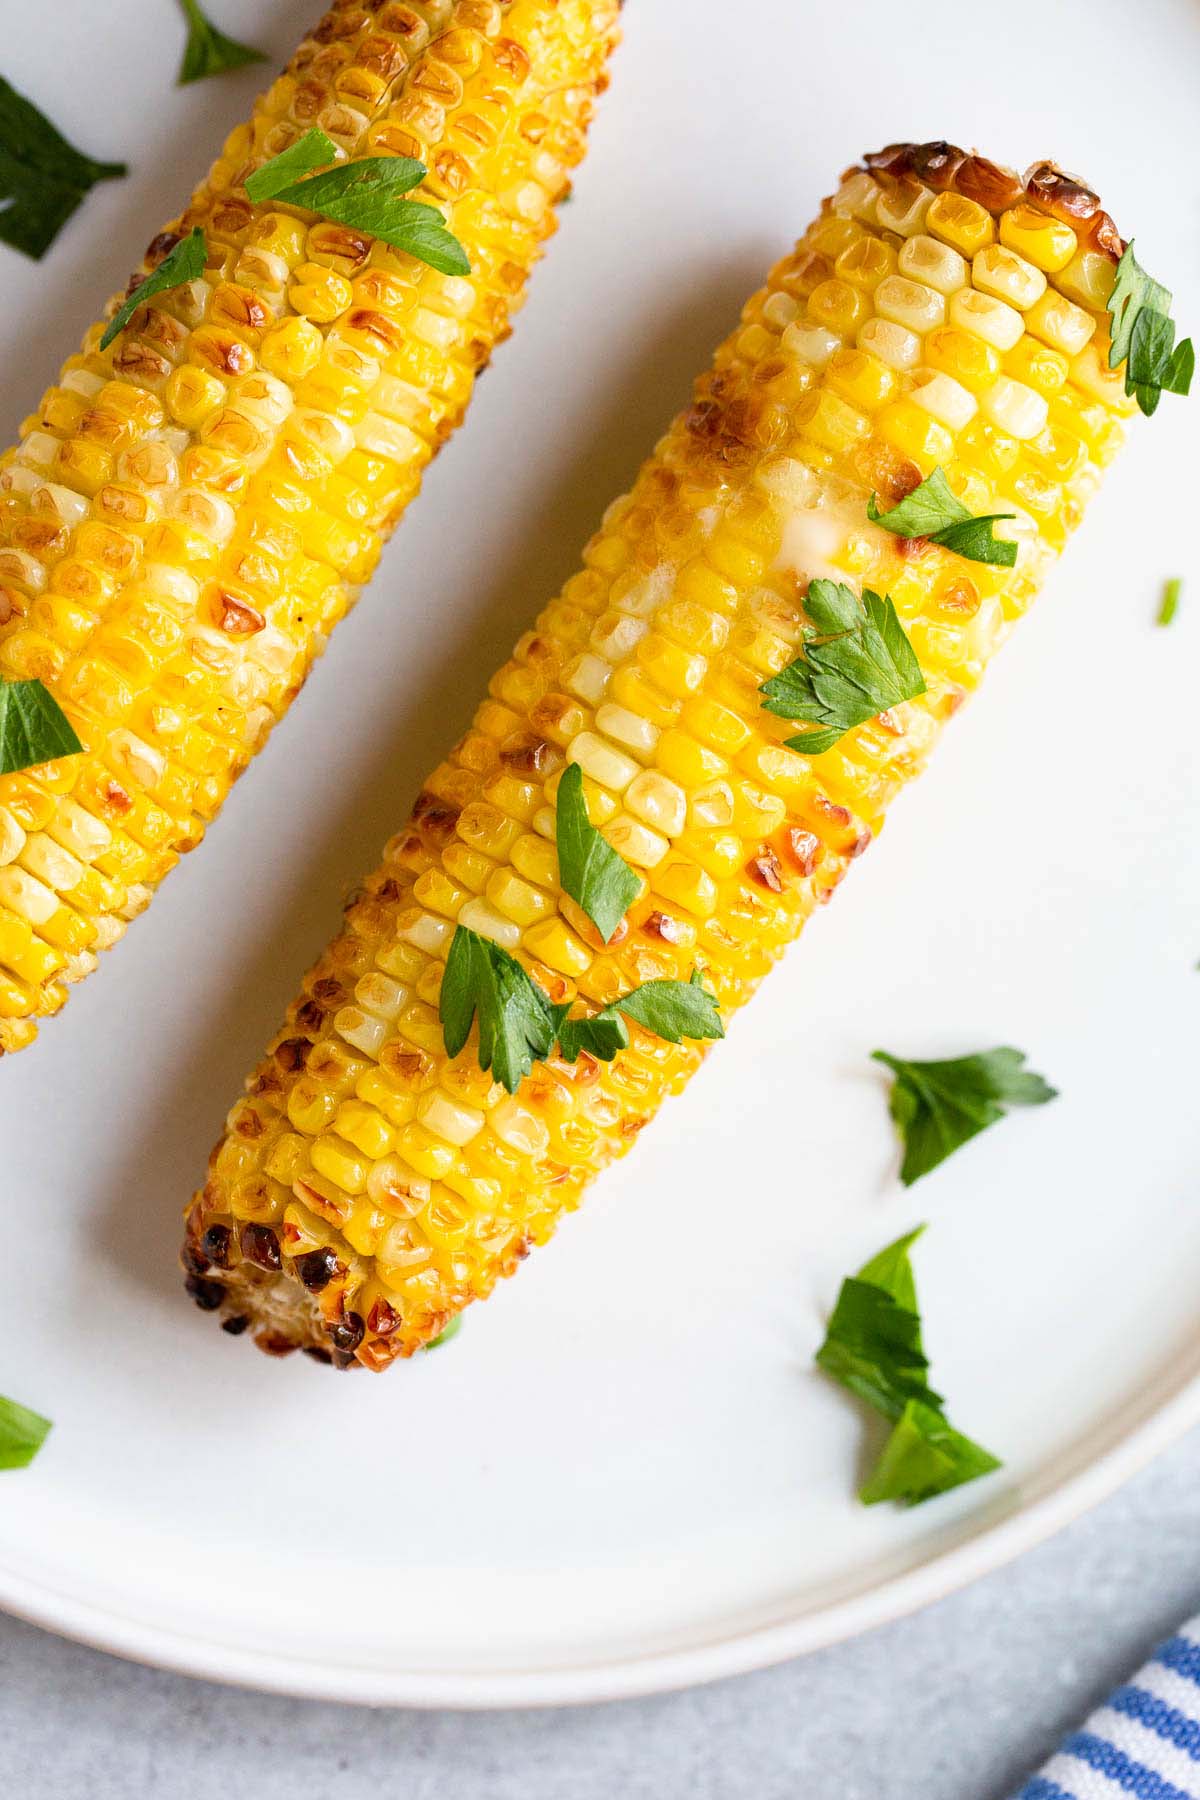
{"left": 2, "top": 1352, "right": 1196, "bottom": 1708}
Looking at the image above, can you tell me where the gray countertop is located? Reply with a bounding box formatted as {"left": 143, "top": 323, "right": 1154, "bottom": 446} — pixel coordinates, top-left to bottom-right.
{"left": 5, "top": 1428, "right": 1199, "bottom": 1799}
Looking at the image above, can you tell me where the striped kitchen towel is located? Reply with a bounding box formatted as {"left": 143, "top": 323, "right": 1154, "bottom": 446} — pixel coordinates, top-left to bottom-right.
{"left": 1016, "top": 1620, "right": 1200, "bottom": 1800}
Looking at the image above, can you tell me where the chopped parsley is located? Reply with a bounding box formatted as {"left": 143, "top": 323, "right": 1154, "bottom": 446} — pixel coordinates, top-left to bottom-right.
{"left": 759, "top": 579, "right": 926, "bottom": 755}
{"left": 872, "top": 1046, "right": 1057, "bottom": 1187}
{"left": 440, "top": 925, "right": 722, "bottom": 1093}
{"left": 177, "top": 0, "right": 268, "bottom": 85}
{"left": 243, "top": 128, "right": 469, "bottom": 275}
{"left": 99, "top": 226, "right": 208, "bottom": 352}
{"left": 555, "top": 761, "right": 641, "bottom": 944}
{"left": 0, "top": 1393, "right": 52, "bottom": 1471}
{"left": 0, "top": 679, "right": 82, "bottom": 775}
{"left": 867, "top": 467, "right": 1017, "bottom": 568}
{"left": 1158, "top": 578, "right": 1183, "bottom": 628}
{"left": 1108, "top": 244, "right": 1194, "bottom": 418}
{"left": 0, "top": 77, "right": 126, "bottom": 261}
{"left": 816, "top": 1228, "right": 1000, "bottom": 1507}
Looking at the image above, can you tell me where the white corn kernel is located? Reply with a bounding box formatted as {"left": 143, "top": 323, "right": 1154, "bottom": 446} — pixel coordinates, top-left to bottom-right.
{"left": 334, "top": 1006, "right": 388, "bottom": 1057}
{"left": 488, "top": 1098, "right": 550, "bottom": 1156}
{"left": 604, "top": 814, "right": 670, "bottom": 868}
{"left": 898, "top": 235, "right": 967, "bottom": 295}
{"left": 19, "top": 833, "right": 83, "bottom": 894}
{"left": 949, "top": 288, "right": 1025, "bottom": 351}
{"left": 569, "top": 731, "right": 639, "bottom": 793}
{"left": 981, "top": 376, "right": 1049, "bottom": 440}
{"left": 972, "top": 245, "right": 1047, "bottom": 311}
{"left": 0, "top": 810, "right": 26, "bottom": 866}
{"left": 59, "top": 369, "right": 105, "bottom": 398}
{"left": 1024, "top": 289, "right": 1096, "bottom": 358}
{"left": 401, "top": 911, "right": 453, "bottom": 955}
{"left": 355, "top": 412, "right": 423, "bottom": 462}
{"left": 595, "top": 703, "right": 659, "bottom": 759}
{"left": 909, "top": 370, "right": 977, "bottom": 430}
{"left": 355, "top": 973, "right": 409, "bottom": 1020}
{"left": 37, "top": 482, "right": 90, "bottom": 526}
{"left": 873, "top": 275, "right": 945, "bottom": 334}
{"left": 624, "top": 769, "right": 687, "bottom": 837}
{"left": 857, "top": 317, "right": 922, "bottom": 370}
{"left": 531, "top": 806, "right": 557, "bottom": 842}
{"left": 781, "top": 321, "right": 841, "bottom": 369}
{"left": 17, "top": 432, "right": 59, "bottom": 470}
{"left": 1068, "top": 341, "right": 1136, "bottom": 410}
{"left": 0, "top": 866, "right": 56, "bottom": 926}
{"left": 456, "top": 899, "right": 522, "bottom": 951}
{"left": 832, "top": 171, "right": 881, "bottom": 222}
{"left": 589, "top": 612, "right": 647, "bottom": 661}
{"left": 367, "top": 1159, "right": 431, "bottom": 1214}
{"left": 762, "top": 290, "right": 800, "bottom": 330}
{"left": 754, "top": 456, "right": 821, "bottom": 506}
{"left": 689, "top": 781, "right": 735, "bottom": 828}
{"left": 562, "top": 653, "right": 611, "bottom": 705}
{"left": 875, "top": 184, "right": 933, "bottom": 237}
{"left": 610, "top": 565, "right": 674, "bottom": 618}
{"left": 45, "top": 798, "right": 112, "bottom": 861}
{"left": 418, "top": 1089, "right": 484, "bottom": 1147}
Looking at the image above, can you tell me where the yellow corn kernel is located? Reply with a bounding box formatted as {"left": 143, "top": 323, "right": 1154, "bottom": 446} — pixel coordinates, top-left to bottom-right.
{"left": 794, "top": 388, "right": 870, "bottom": 454}
{"left": 875, "top": 183, "right": 932, "bottom": 237}
{"left": 485, "top": 866, "right": 554, "bottom": 928}
{"left": 898, "top": 234, "right": 968, "bottom": 296}
{"left": 925, "top": 191, "right": 995, "bottom": 256}
{"left": 652, "top": 859, "right": 718, "bottom": 919}
{"left": 874, "top": 275, "right": 946, "bottom": 334}
{"left": 680, "top": 694, "right": 752, "bottom": 757}
{"left": 972, "top": 244, "right": 1047, "bottom": 311}
{"left": 825, "top": 348, "right": 895, "bottom": 412}
{"left": 922, "top": 324, "right": 1001, "bottom": 395}
{"left": 1024, "top": 289, "right": 1097, "bottom": 359}
{"left": 523, "top": 917, "right": 592, "bottom": 976}
{"left": 807, "top": 280, "right": 869, "bottom": 336}
{"left": 333, "top": 1099, "right": 396, "bottom": 1160}
{"left": 310, "top": 1134, "right": 369, "bottom": 1196}
{"left": 1055, "top": 248, "right": 1117, "bottom": 311}
{"left": 874, "top": 398, "right": 955, "bottom": 468}
{"left": 1004, "top": 336, "right": 1069, "bottom": 398}
{"left": 909, "top": 370, "right": 977, "bottom": 431}
{"left": 637, "top": 633, "right": 707, "bottom": 699}
{"left": 834, "top": 237, "right": 897, "bottom": 293}
{"left": 999, "top": 204, "right": 1077, "bottom": 274}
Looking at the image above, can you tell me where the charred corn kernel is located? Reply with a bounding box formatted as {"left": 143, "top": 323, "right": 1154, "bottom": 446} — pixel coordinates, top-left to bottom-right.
{"left": 999, "top": 205, "right": 1077, "bottom": 274}
{"left": 185, "top": 143, "right": 1135, "bottom": 1367}
{"left": 0, "top": 0, "right": 620, "bottom": 1058}
{"left": 925, "top": 192, "right": 995, "bottom": 256}
{"left": 1024, "top": 289, "right": 1097, "bottom": 359}
{"left": 898, "top": 235, "right": 968, "bottom": 296}
{"left": 973, "top": 245, "right": 1047, "bottom": 311}
{"left": 950, "top": 287, "right": 1025, "bottom": 351}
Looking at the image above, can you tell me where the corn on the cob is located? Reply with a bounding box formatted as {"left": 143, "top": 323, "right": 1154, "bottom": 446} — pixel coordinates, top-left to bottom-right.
{"left": 0, "top": 0, "right": 620, "bottom": 1054}
{"left": 184, "top": 143, "right": 1135, "bottom": 1368}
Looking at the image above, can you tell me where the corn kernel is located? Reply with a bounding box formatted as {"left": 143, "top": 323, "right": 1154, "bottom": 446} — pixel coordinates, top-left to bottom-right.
{"left": 981, "top": 376, "right": 1049, "bottom": 440}
{"left": 794, "top": 388, "right": 870, "bottom": 454}
{"left": 874, "top": 276, "right": 946, "bottom": 334}
{"left": 806, "top": 280, "right": 869, "bottom": 336}
{"left": 972, "top": 245, "right": 1047, "bottom": 311}
{"left": 310, "top": 1134, "right": 369, "bottom": 1195}
{"left": 925, "top": 192, "right": 995, "bottom": 256}
{"left": 834, "top": 237, "right": 897, "bottom": 293}
{"left": 523, "top": 917, "right": 592, "bottom": 976}
{"left": 456, "top": 898, "right": 521, "bottom": 951}
{"left": 486, "top": 866, "right": 553, "bottom": 927}
{"left": 826, "top": 348, "right": 895, "bottom": 411}
{"left": 418, "top": 1088, "right": 485, "bottom": 1147}
{"left": 594, "top": 702, "right": 659, "bottom": 759}
{"left": 898, "top": 234, "right": 968, "bottom": 296}
{"left": 909, "top": 370, "right": 977, "bottom": 430}
{"left": 624, "top": 769, "right": 687, "bottom": 837}
{"left": 875, "top": 184, "right": 932, "bottom": 237}
{"left": 652, "top": 859, "right": 718, "bottom": 918}
{"left": 950, "top": 288, "right": 1025, "bottom": 352}
{"left": 874, "top": 398, "right": 955, "bottom": 468}
{"left": 999, "top": 204, "right": 1077, "bottom": 274}
{"left": 1024, "top": 289, "right": 1097, "bottom": 359}
{"left": 782, "top": 321, "right": 842, "bottom": 370}
{"left": 333, "top": 1099, "right": 395, "bottom": 1160}
{"left": 856, "top": 317, "right": 921, "bottom": 371}
{"left": 604, "top": 814, "right": 670, "bottom": 868}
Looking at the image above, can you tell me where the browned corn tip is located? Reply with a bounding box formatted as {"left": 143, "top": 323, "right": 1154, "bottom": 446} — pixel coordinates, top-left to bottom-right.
{"left": 859, "top": 140, "right": 1124, "bottom": 259}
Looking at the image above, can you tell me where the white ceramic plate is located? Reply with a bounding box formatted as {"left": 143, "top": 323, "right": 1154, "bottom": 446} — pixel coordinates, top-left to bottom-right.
{"left": 2, "top": 0, "right": 1198, "bottom": 1710}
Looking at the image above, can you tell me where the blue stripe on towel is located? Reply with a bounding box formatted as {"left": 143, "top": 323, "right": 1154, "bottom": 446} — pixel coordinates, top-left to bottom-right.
{"left": 1156, "top": 1639, "right": 1200, "bottom": 1690}
{"left": 1110, "top": 1686, "right": 1200, "bottom": 1762}
{"left": 1063, "top": 1730, "right": 1195, "bottom": 1800}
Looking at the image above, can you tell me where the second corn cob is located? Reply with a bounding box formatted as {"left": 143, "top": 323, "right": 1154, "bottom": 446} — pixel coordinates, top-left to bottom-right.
{"left": 184, "top": 142, "right": 1135, "bottom": 1367}
{"left": 0, "top": 0, "right": 620, "bottom": 1054}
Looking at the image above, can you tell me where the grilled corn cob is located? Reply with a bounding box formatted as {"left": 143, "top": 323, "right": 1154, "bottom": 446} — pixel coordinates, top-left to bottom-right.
{"left": 184, "top": 143, "right": 1136, "bottom": 1367}
{"left": 0, "top": 0, "right": 620, "bottom": 1054}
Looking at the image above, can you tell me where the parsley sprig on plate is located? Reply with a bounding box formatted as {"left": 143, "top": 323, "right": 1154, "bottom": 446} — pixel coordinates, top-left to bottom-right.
{"left": 177, "top": 0, "right": 268, "bottom": 85}
{"left": 0, "top": 1393, "right": 52, "bottom": 1471}
{"left": 868, "top": 467, "right": 1017, "bottom": 568}
{"left": 759, "top": 579, "right": 926, "bottom": 756}
{"left": 100, "top": 227, "right": 208, "bottom": 351}
{"left": 816, "top": 1228, "right": 1000, "bottom": 1507}
{"left": 872, "top": 1046, "right": 1057, "bottom": 1186}
{"left": 0, "top": 77, "right": 126, "bottom": 261}
{"left": 0, "top": 680, "right": 83, "bottom": 776}
{"left": 1107, "top": 244, "right": 1194, "bottom": 418}
{"left": 440, "top": 925, "right": 722, "bottom": 1093}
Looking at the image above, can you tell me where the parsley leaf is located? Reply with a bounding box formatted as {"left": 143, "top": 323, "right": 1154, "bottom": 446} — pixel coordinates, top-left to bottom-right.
{"left": 0, "top": 77, "right": 126, "bottom": 261}
{"left": 0, "top": 679, "right": 82, "bottom": 775}
{"left": 868, "top": 467, "right": 1017, "bottom": 568}
{"left": 177, "top": 0, "right": 268, "bottom": 85}
{"left": 248, "top": 147, "right": 470, "bottom": 276}
{"left": 816, "top": 1229, "right": 1001, "bottom": 1508}
{"left": 555, "top": 761, "right": 641, "bottom": 943}
{"left": 1159, "top": 577, "right": 1183, "bottom": 627}
{"left": 423, "top": 1315, "right": 463, "bottom": 1351}
{"left": 858, "top": 1399, "right": 1001, "bottom": 1507}
{"left": 440, "top": 925, "right": 558, "bottom": 1094}
{"left": 441, "top": 929, "right": 722, "bottom": 1091}
{"left": 872, "top": 1046, "right": 1057, "bottom": 1187}
{"left": 0, "top": 1393, "right": 52, "bottom": 1471}
{"left": 99, "top": 227, "right": 208, "bottom": 352}
{"left": 244, "top": 128, "right": 339, "bottom": 203}
{"left": 759, "top": 580, "right": 926, "bottom": 755}
{"left": 1107, "top": 242, "right": 1194, "bottom": 418}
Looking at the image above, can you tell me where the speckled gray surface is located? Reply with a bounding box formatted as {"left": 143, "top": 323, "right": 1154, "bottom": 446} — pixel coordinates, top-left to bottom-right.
{"left": 3, "top": 1428, "right": 1199, "bottom": 1799}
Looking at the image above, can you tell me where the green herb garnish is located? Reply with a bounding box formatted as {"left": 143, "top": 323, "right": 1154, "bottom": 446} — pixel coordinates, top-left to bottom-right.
{"left": 1108, "top": 243, "right": 1194, "bottom": 418}
{"left": 0, "top": 77, "right": 126, "bottom": 261}
{"left": 440, "top": 926, "right": 722, "bottom": 1093}
{"left": 867, "top": 467, "right": 1017, "bottom": 568}
{"left": 243, "top": 128, "right": 469, "bottom": 275}
{"left": 0, "top": 1394, "right": 52, "bottom": 1471}
{"left": 0, "top": 679, "right": 82, "bottom": 775}
{"left": 759, "top": 579, "right": 926, "bottom": 756}
{"left": 872, "top": 1046, "right": 1057, "bottom": 1187}
{"left": 177, "top": 0, "right": 268, "bottom": 84}
{"left": 555, "top": 761, "right": 641, "bottom": 944}
{"left": 816, "top": 1229, "right": 1000, "bottom": 1507}
{"left": 99, "top": 227, "right": 208, "bottom": 352}
{"left": 424, "top": 1316, "right": 463, "bottom": 1351}
{"left": 1158, "top": 577, "right": 1183, "bottom": 627}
